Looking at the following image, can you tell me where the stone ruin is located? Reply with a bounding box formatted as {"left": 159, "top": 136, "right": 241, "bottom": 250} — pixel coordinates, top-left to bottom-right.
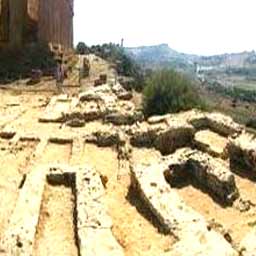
{"left": 39, "top": 82, "right": 141, "bottom": 127}
{"left": 1, "top": 77, "right": 256, "bottom": 255}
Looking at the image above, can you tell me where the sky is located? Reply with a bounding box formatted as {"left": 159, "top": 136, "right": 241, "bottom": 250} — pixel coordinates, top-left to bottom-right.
{"left": 74, "top": 0, "right": 256, "bottom": 56}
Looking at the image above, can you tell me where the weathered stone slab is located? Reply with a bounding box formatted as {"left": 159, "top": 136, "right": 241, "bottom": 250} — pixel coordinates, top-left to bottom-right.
{"left": 186, "top": 151, "right": 239, "bottom": 204}
{"left": 155, "top": 118, "right": 195, "bottom": 155}
{"left": 129, "top": 122, "right": 168, "bottom": 147}
{"left": 85, "top": 128, "right": 125, "bottom": 147}
{"left": 131, "top": 162, "right": 238, "bottom": 256}
{"left": 112, "top": 83, "right": 132, "bottom": 100}
{"left": 130, "top": 118, "right": 195, "bottom": 154}
{"left": 0, "top": 165, "right": 48, "bottom": 256}
{"left": 194, "top": 129, "right": 229, "bottom": 158}
{"left": 78, "top": 228, "right": 124, "bottom": 256}
{"left": 165, "top": 148, "right": 239, "bottom": 204}
{"left": 189, "top": 112, "right": 243, "bottom": 136}
{"left": 227, "top": 132, "right": 256, "bottom": 172}
{"left": 39, "top": 95, "right": 77, "bottom": 123}
{"left": 76, "top": 167, "right": 124, "bottom": 256}
{"left": 240, "top": 228, "right": 256, "bottom": 256}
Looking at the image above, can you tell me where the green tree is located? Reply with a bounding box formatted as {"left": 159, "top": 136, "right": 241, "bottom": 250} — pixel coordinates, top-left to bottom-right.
{"left": 76, "top": 42, "right": 89, "bottom": 55}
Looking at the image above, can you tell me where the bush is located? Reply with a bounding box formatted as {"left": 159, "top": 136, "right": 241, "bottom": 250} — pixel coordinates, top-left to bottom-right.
{"left": 143, "top": 69, "right": 205, "bottom": 116}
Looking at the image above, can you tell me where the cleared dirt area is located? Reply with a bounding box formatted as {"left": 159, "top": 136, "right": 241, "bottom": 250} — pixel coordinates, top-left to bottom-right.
{"left": 176, "top": 176, "right": 256, "bottom": 244}
{"left": 33, "top": 141, "right": 76, "bottom": 255}
{"left": 33, "top": 183, "right": 78, "bottom": 256}
{"left": 40, "top": 142, "right": 72, "bottom": 165}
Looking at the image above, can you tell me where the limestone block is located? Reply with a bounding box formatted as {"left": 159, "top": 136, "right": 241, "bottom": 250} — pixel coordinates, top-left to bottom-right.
{"left": 131, "top": 162, "right": 237, "bottom": 256}
{"left": 227, "top": 132, "right": 256, "bottom": 172}
{"left": 189, "top": 112, "right": 243, "bottom": 136}
{"left": 187, "top": 151, "right": 239, "bottom": 204}
{"left": 0, "top": 165, "right": 48, "bottom": 256}
{"left": 240, "top": 228, "right": 256, "bottom": 256}
{"left": 194, "top": 129, "right": 229, "bottom": 158}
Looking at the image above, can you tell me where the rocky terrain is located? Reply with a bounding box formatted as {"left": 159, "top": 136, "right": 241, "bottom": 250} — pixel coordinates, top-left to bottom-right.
{"left": 0, "top": 55, "right": 256, "bottom": 255}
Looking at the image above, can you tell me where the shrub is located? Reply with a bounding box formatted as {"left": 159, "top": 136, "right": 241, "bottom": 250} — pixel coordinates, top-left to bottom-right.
{"left": 143, "top": 69, "right": 205, "bottom": 116}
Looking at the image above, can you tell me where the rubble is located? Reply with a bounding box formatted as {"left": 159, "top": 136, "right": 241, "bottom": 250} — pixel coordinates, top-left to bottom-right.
{"left": 40, "top": 83, "right": 142, "bottom": 126}
{"left": 227, "top": 132, "right": 256, "bottom": 171}
{"left": 131, "top": 162, "right": 238, "bottom": 256}
{"left": 189, "top": 112, "right": 243, "bottom": 136}
{"left": 164, "top": 148, "right": 239, "bottom": 204}
{"left": 130, "top": 117, "right": 195, "bottom": 154}
{"left": 112, "top": 83, "right": 133, "bottom": 100}
{"left": 85, "top": 127, "right": 125, "bottom": 147}
{"left": 39, "top": 95, "right": 78, "bottom": 123}
{"left": 187, "top": 151, "right": 239, "bottom": 204}
{"left": 104, "top": 101, "right": 143, "bottom": 125}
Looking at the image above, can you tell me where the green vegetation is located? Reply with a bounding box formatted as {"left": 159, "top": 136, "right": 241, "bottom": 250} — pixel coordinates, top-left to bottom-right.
{"left": 143, "top": 69, "right": 205, "bottom": 116}
{"left": 207, "top": 83, "right": 256, "bottom": 103}
{"left": 76, "top": 42, "right": 90, "bottom": 55}
{"left": 76, "top": 42, "right": 145, "bottom": 91}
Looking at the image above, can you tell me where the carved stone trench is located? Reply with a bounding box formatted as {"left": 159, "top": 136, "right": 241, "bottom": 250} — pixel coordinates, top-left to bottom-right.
{"left": 1, "top": 80, "right": 256, "bottom": 255}
{"left": 0, "top": 136, "right": 124, "bottom": 256}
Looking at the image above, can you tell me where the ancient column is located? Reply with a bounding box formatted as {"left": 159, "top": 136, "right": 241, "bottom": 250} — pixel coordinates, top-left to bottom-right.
{"left": 0, "top": 0, "right": 9, "bottom": 42}
{"left": 9, "top": 0, "right": 27, "bottom": 48}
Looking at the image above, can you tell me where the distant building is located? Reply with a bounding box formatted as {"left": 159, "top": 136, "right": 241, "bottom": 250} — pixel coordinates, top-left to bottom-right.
{"left": 0, "top": 0, "right": 74, "bottom": 49}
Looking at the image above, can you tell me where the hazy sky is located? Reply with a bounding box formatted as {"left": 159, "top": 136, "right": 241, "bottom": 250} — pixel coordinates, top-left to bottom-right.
{"left": 74, "top": 0, "right": 256, "bottom": 56}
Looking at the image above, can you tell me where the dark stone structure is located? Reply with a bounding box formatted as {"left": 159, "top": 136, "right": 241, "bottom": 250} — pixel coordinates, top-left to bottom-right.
{"left": 0, "top": 0, "right": 74, "bottom": 49}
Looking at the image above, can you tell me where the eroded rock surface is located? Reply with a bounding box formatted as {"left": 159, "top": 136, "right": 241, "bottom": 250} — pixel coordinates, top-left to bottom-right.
{"left": 227, "top": 132, "right": 256, "bottom": 172}
{"left": 131, "top": 162, "right": 238, "bottom": 256}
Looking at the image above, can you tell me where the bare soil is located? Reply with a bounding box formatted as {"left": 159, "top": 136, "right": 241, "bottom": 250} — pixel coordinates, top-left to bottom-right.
{"left": 33, "top": 183, "right": 78, "bottom": 256}
{"left": 40, "top": 142, "right": 72, "bottom": 165}
{"left": 81, "top": 144, "right": 175, "bottom": 256}
{"left": 176, "top": 175, "right": 256, "bottom": 244}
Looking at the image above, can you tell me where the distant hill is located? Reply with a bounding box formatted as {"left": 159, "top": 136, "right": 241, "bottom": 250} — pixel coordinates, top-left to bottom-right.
{"left": 125, "top": 44, "right": 197, "bottom": 72}
{"left": 125, "top": 44, "right": 256, "bottom": 72}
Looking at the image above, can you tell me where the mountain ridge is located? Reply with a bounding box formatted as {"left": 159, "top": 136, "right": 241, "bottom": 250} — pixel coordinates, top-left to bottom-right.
{"left": 125, "top": 43, "right": 256, "bottom": 70}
